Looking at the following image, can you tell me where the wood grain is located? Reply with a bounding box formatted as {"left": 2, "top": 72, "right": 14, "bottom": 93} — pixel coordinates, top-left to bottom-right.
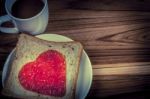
{"left": 0, "top": 0, "right": 150, "bottom": 99}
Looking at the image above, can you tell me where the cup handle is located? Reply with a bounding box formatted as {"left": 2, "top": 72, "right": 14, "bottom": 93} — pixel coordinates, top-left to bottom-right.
{"left": 0, "top": 15, "right": 19, "bottom": 33}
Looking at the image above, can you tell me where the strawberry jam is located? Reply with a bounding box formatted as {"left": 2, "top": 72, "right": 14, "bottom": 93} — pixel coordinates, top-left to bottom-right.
{"left": 18, "top": 50, "right": 66, "bottom": 96}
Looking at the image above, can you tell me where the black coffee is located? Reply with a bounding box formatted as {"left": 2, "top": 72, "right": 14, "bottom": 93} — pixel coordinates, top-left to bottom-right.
{"left": 11, "top": 0, "right": 44, "bottom": 19}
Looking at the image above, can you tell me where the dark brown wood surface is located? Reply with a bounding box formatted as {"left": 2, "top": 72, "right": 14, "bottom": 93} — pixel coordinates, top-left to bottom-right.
{"left": 0, "top": 0, "right": 150, "bottom": 99}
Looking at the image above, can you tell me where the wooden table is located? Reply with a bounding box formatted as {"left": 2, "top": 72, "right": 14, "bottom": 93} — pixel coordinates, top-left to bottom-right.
{"left": 0, "top": 0, "right": 150, "bottom": 99}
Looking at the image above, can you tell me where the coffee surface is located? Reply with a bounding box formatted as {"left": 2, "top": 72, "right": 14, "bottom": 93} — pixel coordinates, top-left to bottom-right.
{"left": 11, "top": 0, "right": 44, "bottom": 19}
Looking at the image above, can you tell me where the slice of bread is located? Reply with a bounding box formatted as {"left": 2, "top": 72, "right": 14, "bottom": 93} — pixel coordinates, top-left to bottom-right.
{"left": 2, "top": 34, "right": 83, "bottom": 99}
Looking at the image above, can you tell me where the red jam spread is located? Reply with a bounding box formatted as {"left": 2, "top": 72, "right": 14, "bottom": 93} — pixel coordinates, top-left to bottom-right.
{"left": 18, "top": 50, "right": 66, "bottom": 97}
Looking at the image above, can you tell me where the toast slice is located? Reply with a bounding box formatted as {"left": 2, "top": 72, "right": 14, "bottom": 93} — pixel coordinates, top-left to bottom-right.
{"left": 2, "top": 34, "right": 83, "bottom": 99}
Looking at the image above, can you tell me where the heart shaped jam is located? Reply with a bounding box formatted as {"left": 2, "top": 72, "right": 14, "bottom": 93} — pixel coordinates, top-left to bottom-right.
{"left": 18, "top": 50, "right": 66, "bottom": 97}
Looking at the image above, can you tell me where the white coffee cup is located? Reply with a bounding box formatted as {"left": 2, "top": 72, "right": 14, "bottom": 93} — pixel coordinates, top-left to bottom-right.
{"left": 0, "top": 0, "right": 48, "bottom": 35}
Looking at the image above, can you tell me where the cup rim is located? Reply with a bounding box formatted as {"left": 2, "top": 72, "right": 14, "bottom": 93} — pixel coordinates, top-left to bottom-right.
{"left": 5, "top": 0, "right": 48, "bottom": 21}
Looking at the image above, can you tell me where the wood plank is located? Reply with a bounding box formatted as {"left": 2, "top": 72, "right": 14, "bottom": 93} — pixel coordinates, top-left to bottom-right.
{"left": 68, "top": 0, "right": 150, "bottom": 11}
{"left": 93, "top": 62, "right": 150, "bottom": 75}
{"left": 20, "top": 0, "right": 150, "bottom": 11}
{"left": 88, "top": 75, "right": 150, "bottom": 97}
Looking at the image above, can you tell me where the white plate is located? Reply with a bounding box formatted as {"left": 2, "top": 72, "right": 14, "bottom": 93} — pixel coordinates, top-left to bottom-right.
{"left": 2, "top": 34, "right": 93, "bottom": 99}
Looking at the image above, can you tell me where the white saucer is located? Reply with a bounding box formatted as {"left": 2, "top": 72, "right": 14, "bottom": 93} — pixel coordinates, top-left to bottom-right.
{"left": 2, "top": 34, "right": 93, "bottom": 99}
